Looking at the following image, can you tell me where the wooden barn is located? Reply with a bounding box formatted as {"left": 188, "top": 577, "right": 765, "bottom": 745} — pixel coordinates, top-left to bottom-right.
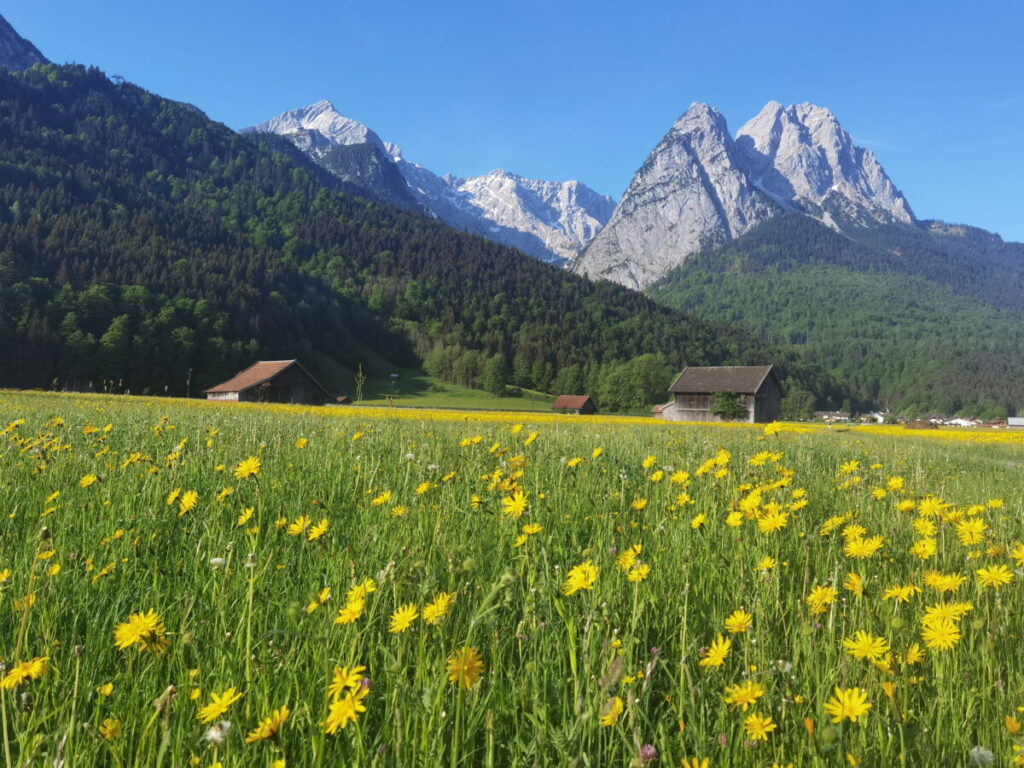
{"left": 204, "top": 360, "right": 331, "bottom": 405}
{"left": 657, "top": 365, "right": 781, "bottom": 423}
{"left": 552, "top": 395, "right": 598, "bottom": 415}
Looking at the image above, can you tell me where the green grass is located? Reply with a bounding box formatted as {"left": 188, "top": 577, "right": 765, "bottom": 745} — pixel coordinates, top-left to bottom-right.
{"left": 0, "top": 391, "right": 1021, "bottom": 767}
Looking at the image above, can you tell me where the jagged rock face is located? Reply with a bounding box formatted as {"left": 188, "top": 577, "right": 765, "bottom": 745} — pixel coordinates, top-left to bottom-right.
{"left": 735, "top": 101, "right": 914, "bottom": 227}
{"left": 0, "top": 14, "right": 48, "bottom": 71}
{"left": 253, "top": 101, "right": 613, "bottom": 264}
{"left": 573, "top": 103, "right": 778, "bottom": 290}
{"left": 390, "top": 153, "right": 613, "bottom": 264}
{"left": 248, "top": 102, "right": 420, "bottom": 211}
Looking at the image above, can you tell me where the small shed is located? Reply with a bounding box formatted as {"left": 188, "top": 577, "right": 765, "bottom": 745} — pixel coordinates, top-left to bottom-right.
{"left": 658, "top": 365, "right": 782, "bottom": 423}
{"left": 552, "top": 395, "right": 598, "bottom": 415}
{"left": 1008, "top": 417, "right": 1024, "bottom": 429}
{"left": 204, "top": 360, "right": 331, "bottom": 405}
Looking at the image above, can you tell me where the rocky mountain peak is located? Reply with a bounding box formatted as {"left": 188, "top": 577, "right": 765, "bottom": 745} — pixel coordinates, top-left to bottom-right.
{"left": 573, "top": 103, "right": 777, "bottom": 290}
{"left": 736, "top": 101, "right": 914, "bottom": 226}
{"left": 0, "top": 14, "right": 49, "bottom": 71}
{"left": 250, "top": 101, "right": 384, "bottom": 149}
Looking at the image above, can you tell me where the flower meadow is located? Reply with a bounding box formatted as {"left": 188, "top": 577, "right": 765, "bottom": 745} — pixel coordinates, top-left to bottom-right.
{"left": 1, "top": 391, "right": 1023, "bottom": 767}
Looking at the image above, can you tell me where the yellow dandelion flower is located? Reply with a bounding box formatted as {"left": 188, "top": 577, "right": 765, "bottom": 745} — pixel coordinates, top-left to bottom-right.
{"left": 233, "top": 456, "right": 261, "bottom": 480}
{"left": 244, "top": 705, "right": 289, "bottom": 743}
{"left": 600, "top": 696, "right": 624, "bottom": 726}
{"left": 446, "top": 646, "right": 484, "bottom": 689}
{"left": 423, "top": 592, "right": 455, "bottom": 625}
{"left": 388, "top": 603, "right": 418, "bottom": 633}
{"left": 197, "top": 686, "right": 243, "bottom": 723}
{"left": 563, "top": 560, "right": 598, "bottom": 595}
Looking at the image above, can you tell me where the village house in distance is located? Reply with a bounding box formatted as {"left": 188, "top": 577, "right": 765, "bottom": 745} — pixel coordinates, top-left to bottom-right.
{"left": 204, "top": 360, "right": 332, "bottom": 405}
{"left": 656, "top": 365, "right": 782, "bottom": 423}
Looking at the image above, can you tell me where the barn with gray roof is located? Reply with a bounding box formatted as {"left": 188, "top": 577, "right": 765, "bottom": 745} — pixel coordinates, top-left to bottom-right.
{"left": 657, "top": 365, "right": 781, "bottom": 423}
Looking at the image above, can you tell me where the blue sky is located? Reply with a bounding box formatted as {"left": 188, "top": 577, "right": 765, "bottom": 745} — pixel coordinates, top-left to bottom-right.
{"left": 7, "top": 1, "right": 1024, "bottom": 240}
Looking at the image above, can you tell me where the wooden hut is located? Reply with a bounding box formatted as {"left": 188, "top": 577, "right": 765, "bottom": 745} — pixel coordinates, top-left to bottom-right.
{"left": 658, "top": 365, "right": 781, "bottom": 423}
{"left": 552, "top": 395, "right": 598, "bottom": 415}
{"left": 204, "top": 360, "right": 331, "bottom": 405}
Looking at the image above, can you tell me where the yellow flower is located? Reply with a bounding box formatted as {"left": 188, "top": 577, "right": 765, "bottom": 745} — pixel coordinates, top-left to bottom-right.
{"left": 724, "top": 609, "right": 753, "bottom": 634}
{"left": 0, "top": 657, "right": 49, "bottom": 689}
{"left": 371, "top": 490, "right": 392, "bottom": 507}
{"left": 178, "top": 490, "right": 199, "bottom": 516}
{"left": 756, "top": 508, "right": 788, "bottom": 534}
{"left": 415, "top": 481, "right": 432, "bottom": 495}
{"left": 956, "top": 517, "right": 987, "bottom": 546}
{"left": 113, "top": 610, "right": 169, "bottom": 655}
{"left": 600, "top": 696, "right": 624, "bottom": 726}
{"left": 563, "top": 560, "right": 598, "bottom": 595}
{"left": 824, "top": 686, "right": 872, "bottom": 723}
{"left": 882, "top": 584, "right": 921, "bottom": 603}
{"left": 423, "top": 592, "right": 455, "bottom": 624}
{"left": 843, "top": 572, "right": 864, "bottom": 597}
{"left": 294, "top": 437, "right": 308, "bottom": 449}
{"left": 79, "top": 473, "right": 99, "bottom": 488}
{"left": 842, "top": 631, "right": 890, "bottom": 662}
{"left": 976, "top": 564, "right": 1013, "bottom": 588}
{"left": 244, "top": 705, "right": 290, "bottom": 743}
{"left": 287, "top": 515, "right": 311, "bottom": 536}
{"left": 236, "top": 507, "right": 254, "bottom": 526}
{"left": 690, "top": 513, "right": 706, "bottom": 529}
{"left": 501, "top": 489, "right": 528, "bottom": 518}
{"left": 197, "top": 686, "right": 243, "bottom": 723}
{"left": 447, "top": 646, "right": 484, "bottom": 689}
{"left": 743, "top": 711, "right": 777, "bottom": 740}
{"left": 805, "top": 584, "right": 838, "bottom": 615}
{"left": 334, "top": 599, "right": 364, "bottom": 624}
{"left": 389, "top": 603, "right": 419, "bottom": 633}
{"left": 96, "top": 682, "right": 114, "bottom": 696}
{"left": 844, "top": 535, "right": 884, "bottom": 559}
{"left": 99, "top": 717, "right": 122, "bottom": 741}
{"left": 903, "top": 642, "right": 926, "bottom": 665}
{"left": 909, "top": 538, "right": 937, "bottom": 560}
{"left": 698, "top": 634, "right": 731, "bottom": 669}
{"left": 307, "top": 518, "right": 329, "bottom": 541}
{"left": 616, "top": 544, "right": 641, "bottom": 571}
{"left": 322, "top": 686, "right": 368, "bottom": 733}
{"left": 233, "top": 456, "right": 261, "bottom": 480}
{"left": 641, "top": 455, "right": 657, "bottom": 469}
{"left": 327, "top": 666, "right": 367, "bottom": 699}
{"left": 630, "top": 497, "right": 648, "bottom": 511}
{"left": 627, "top": 563, "right": 650, "bottom": 582}
{"left": 680, "top": 759, "right": 710, "bottom": 768}
{"left": 724, "top": 679, "right": 764, "bottom": 711}
{"left": 756, "top": 556, "right": 776, "bottom": 571}
{"left": 921, "top": 617, "right": 960, "bottom": 650}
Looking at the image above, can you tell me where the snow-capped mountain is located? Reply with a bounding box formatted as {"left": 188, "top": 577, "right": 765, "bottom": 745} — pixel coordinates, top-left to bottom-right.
{"left": 251, "top": 101, "right": 614, "bottom": 264}
{"left": 574, "top": 100, "right": 916, "bottom": 289}
{"left": 248, "top": 101, "right": 419, "bottom": 211}
{"left": 0, "top": 14, "right": 48, "bottom": 71}
{"left": 735, "top": 101, "right": 914, "bottom": 228}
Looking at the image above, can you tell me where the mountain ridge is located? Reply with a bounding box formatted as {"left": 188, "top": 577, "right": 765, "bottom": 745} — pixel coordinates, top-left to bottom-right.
{"left": 0, "top": 14, "right": 48, "bottom": 71}
{"left": 250, "top": 101, "right": 614, "bottom": 264}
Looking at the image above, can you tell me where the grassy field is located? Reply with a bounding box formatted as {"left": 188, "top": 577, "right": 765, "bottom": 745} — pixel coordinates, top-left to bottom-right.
{"left": 1, "top": 391, "right": 1022, "bottom": 767}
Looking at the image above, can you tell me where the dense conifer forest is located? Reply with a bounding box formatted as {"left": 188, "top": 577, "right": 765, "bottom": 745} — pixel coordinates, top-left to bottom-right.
{"left": 0, "top": 64, "right": 842, "bottom": 409}
{"left": 649, "top": 215, "right": 1024, "bottom": 417}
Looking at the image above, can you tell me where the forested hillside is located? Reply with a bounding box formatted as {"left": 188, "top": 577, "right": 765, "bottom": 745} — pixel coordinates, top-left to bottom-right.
{"left": 649, "top": 215, "right": 1024, "bottom": 417}
{"left": 0, "top": 64, "right": 842, "bottom": 409}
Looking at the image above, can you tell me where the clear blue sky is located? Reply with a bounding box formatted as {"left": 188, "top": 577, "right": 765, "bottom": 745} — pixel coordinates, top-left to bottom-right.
{"left": 7, "top": 1, "right": 1024, "bottom": 240}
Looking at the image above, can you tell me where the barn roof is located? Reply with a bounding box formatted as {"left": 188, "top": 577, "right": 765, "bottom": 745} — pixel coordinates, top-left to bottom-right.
{"left": 204, "top": 359, "right": 329, "bottom": 395}
{"left": 552, "top": 395, "right": 593, "bottom": 410}
{"left": 668, "top": 365, "right": 775, "bottom": 395}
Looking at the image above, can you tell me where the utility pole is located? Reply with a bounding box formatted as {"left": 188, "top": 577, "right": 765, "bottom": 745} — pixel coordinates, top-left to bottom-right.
{"left": 186, "top": 368, "right": 193, "bottom": 399}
